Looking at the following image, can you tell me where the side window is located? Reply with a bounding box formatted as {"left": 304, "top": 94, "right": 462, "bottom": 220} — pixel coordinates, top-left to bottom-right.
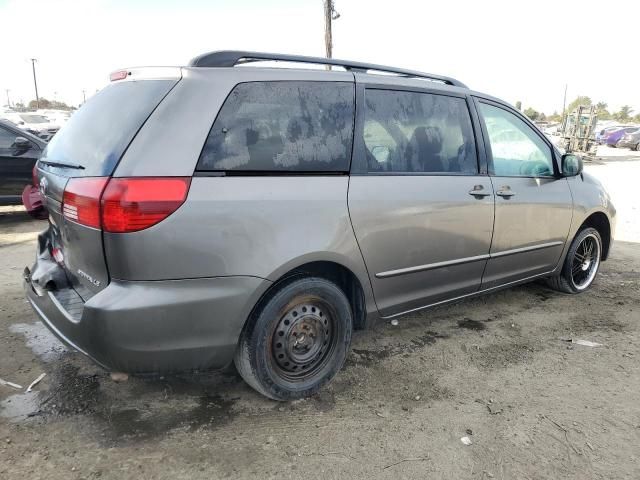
{"left": 0, "top": 126, "right": 16, "bottom": 149}
{"left": 478, "top": 103, "right": 554, "bottom": 177}
{"left": 362, "top": 89, "right": 477, "bottom": 174}
{"left": 197, "top": 81, "right": 354, "bottom": 172}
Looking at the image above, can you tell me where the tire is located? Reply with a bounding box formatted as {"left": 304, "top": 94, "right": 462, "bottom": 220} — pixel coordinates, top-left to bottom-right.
{"left": 234, "top": 277, "right": 352, "bottom": 401}
{"left": 635, "top": 143, "right": 640, "bottom": 152}
{"left": 546, "top": 227, "right": 602, "bottom": 294}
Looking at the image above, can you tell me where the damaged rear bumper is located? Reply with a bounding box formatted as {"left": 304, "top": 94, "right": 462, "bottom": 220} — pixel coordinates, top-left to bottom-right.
{"left": 24, "top": 252, "right": 270, "bottom": 374}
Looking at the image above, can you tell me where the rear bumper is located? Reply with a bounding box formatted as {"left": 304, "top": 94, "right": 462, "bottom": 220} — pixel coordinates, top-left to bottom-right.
{"left": 24, "top": 258, "right": 269, "bottom": 373}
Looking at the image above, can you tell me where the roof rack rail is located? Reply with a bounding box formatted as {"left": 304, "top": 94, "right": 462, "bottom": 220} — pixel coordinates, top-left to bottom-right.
{"left": 188, "top": 50, "right": 467, "bottom": 88}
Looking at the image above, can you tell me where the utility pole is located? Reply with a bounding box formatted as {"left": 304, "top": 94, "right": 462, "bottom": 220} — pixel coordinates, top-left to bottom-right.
{"left": 562, "top": 84, "right": 567, "bottom": 119}
{"left": 30, "top": 58, "right": 40, "bottom": 109}
{"left": 82, "top": 89, "right": 86, "bottom": 104}
{"left": 4, "top": 89, "right": 10, "bottom": 108}
{"left": 323, "top": 1, "right": 340, "bottom": 69}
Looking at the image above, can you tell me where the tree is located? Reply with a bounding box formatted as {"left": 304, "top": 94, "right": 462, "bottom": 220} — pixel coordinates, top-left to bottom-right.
{"left": 548, "top": 111, "right": 562, "bottom": 122}
{"left": 596, "top": 101, "right": 608, "bottom": 111}
{"left": 614, "top": 105, "right": 634, "bottom": 122}
{"left": 27, "top": 97, "right": 73, "bottom": 111}
{"left": 594, "top": 101, "right": 611, "bottom": 120}
{"left": 566, "top": 96, "right": 592, "bottom": 113}
{"left": 524, "top": 107, "right": 540, "bottom": 121}
{"left": 515, "top": 100, "right": 522, "bottom": 111}
{"left": 634, "top": 113, "right": 640, "bottom": 123}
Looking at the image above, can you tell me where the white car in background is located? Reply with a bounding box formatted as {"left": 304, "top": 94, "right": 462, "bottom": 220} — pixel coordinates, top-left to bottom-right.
{"left": 0, "top": 112, "right": 60, "bottom": 142}
{"left": 36, "top": 109, "right": 72, "bottom": 125}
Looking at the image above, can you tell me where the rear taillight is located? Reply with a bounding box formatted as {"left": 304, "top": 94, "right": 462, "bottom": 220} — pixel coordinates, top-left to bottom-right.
{"left": 101, "top": 177, "right": 191, "bottom": 233}
{"left": 62, "top": 177, "right": 109, "bottom": 229}
{"left": 32, "top": 165, "right": 38, "bottom": 186}
{"left": 62, "top": 177, "right": 190, "bottom": 232}
{"left": 51, "top": 247, "right": 64, "bottom": 265}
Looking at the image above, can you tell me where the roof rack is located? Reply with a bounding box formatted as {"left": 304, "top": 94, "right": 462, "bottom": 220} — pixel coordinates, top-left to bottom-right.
{"left": 188, "top": 50, "right": 467, "bottom": 88}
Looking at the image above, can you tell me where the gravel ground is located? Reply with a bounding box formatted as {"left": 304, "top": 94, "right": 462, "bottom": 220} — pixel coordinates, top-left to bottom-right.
{"left": 0, "top": 150, "right": 639, "bottom": 479}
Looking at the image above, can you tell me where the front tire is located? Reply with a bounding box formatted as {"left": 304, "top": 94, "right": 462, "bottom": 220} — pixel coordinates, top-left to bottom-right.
{"left": 546, "top": 227, "right": 602, "bottom": 294}
{"left": 235, "top": 277, "right": 352, "bottom": 401}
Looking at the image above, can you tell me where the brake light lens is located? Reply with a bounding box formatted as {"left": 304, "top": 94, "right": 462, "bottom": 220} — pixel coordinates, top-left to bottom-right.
{"left": 52, "top": 247, "right": 64, "bottom": 265}
{"left": 62, "top": 177, "right": 109, "bottom": 228}
{"left": 101, "top": 177, "right": 191, "bottom": 233}
{"left": 110, "top": 70, "right": 129, "bottom": 81}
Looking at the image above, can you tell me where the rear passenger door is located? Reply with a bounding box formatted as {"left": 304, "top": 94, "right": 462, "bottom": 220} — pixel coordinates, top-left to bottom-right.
{"left": 475, "top": 99, "right": 573, "bottom": 288}
{"left": 348, "top": 82, "right": 495, "bottom": 317}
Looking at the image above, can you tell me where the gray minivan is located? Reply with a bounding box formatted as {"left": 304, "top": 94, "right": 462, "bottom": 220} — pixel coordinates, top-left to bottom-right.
{"left": 24, "top": 51, "right": 615, "bottom": 400}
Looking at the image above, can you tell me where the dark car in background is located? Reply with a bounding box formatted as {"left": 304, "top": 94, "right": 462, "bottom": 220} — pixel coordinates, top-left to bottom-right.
{"left": 596, "top": 126, "right": 624, "bottom": 144}
{"left": 0, "top": 119, "right": 46, "bottom": 205}
{"left": 605, "top": 126, "right": 639, "bottom": 147}
{"left": 616, "top": 128, "right": 640, "bottom": 150}
{"left": 2, "top": 113, "right": 60, "bottom": 142}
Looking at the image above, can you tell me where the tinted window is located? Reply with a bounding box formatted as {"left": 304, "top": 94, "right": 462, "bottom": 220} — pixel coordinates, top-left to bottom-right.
{"left": 41, "top": 79, "right": 176, "bottom": 176}
{"left": 197, "top": 82, "right": 354, "bottom": 172}
{"left": 479, "top": 103, "right": 554, "bottom": 177}
{"left": 362, "top": 89, "right": 477, "bottom": 174}
{"left": 0, "top": 125, "right": 15, "bottom": 149}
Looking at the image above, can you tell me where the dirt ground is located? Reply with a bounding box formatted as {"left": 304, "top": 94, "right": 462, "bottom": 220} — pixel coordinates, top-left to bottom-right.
{"left": 1, "top": 147, "right": 639, "bottom": 479}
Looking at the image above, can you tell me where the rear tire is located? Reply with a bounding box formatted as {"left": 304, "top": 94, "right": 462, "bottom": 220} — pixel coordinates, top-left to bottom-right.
{"left": 235, "top": 277, "right": 352, "bottom": 401}
{"left": 546, "top": 227, "right": 602, "bottom": 294}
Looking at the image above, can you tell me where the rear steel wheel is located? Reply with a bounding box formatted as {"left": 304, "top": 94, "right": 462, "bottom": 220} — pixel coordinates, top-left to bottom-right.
{"left": 235, "top": 277, "right": 352, "bottom": 401}
{"left": 272, "top": 301, "right": 337, "bottom": 380}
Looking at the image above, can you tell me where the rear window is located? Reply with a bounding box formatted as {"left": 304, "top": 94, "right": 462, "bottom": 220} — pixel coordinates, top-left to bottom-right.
{"left": 197, "top": 81, "right": 354, "bottom": 172}
{"left": 41, "top": 80, "right": 176, "bottom": 176}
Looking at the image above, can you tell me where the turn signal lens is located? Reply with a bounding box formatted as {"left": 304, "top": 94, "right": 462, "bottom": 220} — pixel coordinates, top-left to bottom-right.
{"left": 62, "top": 177, "right": 109, "bottom": 229}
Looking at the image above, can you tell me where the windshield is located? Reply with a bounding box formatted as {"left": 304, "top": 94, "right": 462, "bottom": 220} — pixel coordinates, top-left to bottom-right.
{"left": 20, "top": 114, "right": 49, "bottom": 123}
{"left": 41, "top": 79, "right": 177, "bottom": 176}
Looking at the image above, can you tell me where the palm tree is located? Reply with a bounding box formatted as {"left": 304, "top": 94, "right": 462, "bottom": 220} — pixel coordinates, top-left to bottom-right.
{"left": 615, "top": 105, "right": 634, "bottom": 122}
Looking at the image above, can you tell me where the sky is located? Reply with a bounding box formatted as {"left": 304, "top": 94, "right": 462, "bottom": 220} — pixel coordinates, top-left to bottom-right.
{"left": 0, "top": 0, "right": 638, "bottom": 115}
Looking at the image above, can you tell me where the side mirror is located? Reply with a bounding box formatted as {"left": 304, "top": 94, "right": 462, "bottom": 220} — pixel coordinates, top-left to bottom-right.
{"left": 13, "top": 136, "right": 31, "bottom": 150}
{"left": 561, "top": 153, "right": 583, "bottom": 177}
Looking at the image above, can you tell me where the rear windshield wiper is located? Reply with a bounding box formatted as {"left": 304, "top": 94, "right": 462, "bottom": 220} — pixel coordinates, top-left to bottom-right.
{"left": 39, "top": 160, "right": 85, "bottom": 170}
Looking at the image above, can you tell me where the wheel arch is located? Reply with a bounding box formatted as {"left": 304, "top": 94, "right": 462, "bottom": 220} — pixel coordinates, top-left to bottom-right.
{"left": 248, "top": 257, "right": 373, "bottom": 333}
{"left": 578, "top": 211, "right": 612, "bottom": 260}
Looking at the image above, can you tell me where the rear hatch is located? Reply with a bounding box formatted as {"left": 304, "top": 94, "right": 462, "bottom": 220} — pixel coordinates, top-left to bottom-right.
{"left": 37, "top": 74, "right": 180, "bottom": 300}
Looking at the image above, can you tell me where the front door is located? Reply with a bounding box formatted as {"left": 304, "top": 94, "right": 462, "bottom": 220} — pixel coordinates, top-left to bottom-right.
{"left": 348, "top": 86, "right": 494, "bottom": 317}
{"left": 0, "top": 125, "right": 38, "bottom": 199}
{"left": 475, "top": 100, "right": 573, "bottom": 288}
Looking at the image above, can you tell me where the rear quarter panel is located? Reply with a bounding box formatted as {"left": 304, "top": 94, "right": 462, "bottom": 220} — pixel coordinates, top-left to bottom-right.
{"left": 103, "top": 176, "right": 377, "bottom": 315}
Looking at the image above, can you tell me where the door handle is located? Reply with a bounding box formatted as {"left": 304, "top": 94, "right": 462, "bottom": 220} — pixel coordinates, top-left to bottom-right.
{"left": 468, "top": 185, "right": 491, "bottom": 198}
{"left": 496, "top": 187, "right": 516, "bottom": 198}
